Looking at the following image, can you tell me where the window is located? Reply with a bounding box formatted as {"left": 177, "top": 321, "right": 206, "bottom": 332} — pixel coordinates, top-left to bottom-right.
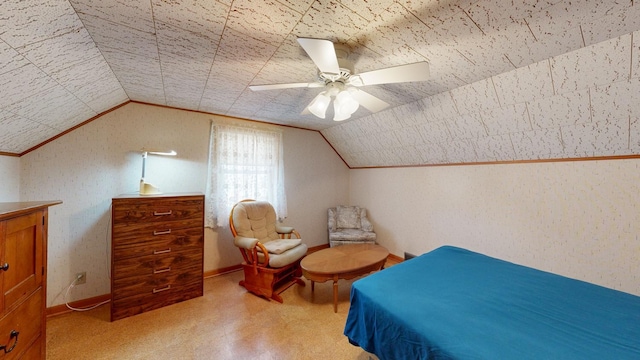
{"left": 205, "top": 123, "right": 287, "bottom": 228}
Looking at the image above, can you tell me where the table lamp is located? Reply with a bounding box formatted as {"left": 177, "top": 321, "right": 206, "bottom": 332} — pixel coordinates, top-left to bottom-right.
{"left": 139, "top": 149, "right": 177, "bottom": 195}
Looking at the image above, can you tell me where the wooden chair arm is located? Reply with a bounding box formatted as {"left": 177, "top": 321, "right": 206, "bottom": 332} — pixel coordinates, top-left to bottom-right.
{"left": 276, "top": 226, "right": 301, "bottom": 239}
{"left": 255, "top": 242, "right": 270, "bottom": 270}
{"left": 237, "top": 239, "right": 270, "bottom": 274}
{"left": 235, "top": 236, "right": 259, "bottom": 249}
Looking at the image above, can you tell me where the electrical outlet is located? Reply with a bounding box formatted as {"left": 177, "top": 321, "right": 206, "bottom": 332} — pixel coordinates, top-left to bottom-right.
{"left": 76, "top": 272, "right": 86, "bottom": 285}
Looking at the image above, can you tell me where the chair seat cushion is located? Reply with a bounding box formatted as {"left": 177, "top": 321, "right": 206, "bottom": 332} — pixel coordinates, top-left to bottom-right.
{"left": 261, "top": 238, "right": 302, "bottom": 254}
{"left": 264, "top": 243, "right": 308, "bottom": 268}
{"left": 329, "top": 229, "right": 377, "bottom": 242}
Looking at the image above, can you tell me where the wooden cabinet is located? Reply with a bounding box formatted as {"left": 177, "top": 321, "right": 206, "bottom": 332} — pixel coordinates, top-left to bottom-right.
{"left": 0, "top": 201, "right": 61, "bottom": 360}
{"left": 111, "top": 193, "right": 204, "bottom": 321}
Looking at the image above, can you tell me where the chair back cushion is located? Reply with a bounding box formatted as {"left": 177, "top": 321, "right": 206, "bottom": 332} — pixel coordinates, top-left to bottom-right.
{"left": 336, "top": 205, "right": 361, "bottom": 229}
{"left": 232, "top": 201, "right": 280, "bottom": 243}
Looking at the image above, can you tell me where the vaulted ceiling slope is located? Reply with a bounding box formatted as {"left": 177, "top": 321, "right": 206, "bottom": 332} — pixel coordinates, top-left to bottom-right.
{"left": 1, "top": 1, "right": 639, "bottom": 167}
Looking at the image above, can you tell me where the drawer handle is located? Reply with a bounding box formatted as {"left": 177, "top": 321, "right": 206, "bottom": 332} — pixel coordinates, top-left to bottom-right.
{"left": 0, "top": 330, "right": 19, "bottom": 354}
{"left": 154, "top": 267, "right": 171, "bottom": 274}
{"left": 0, "top": 263, "right": 8, "bottom": 271}
{"left": 153, "top": 248, "right": 171, "bottom": 255}
{"left": 153, "top": 285, "right": 171, "bottom": 294}
{"left": 153, "top": 210, "right": 172, "bottom": 216}
{"left": 153, "top": 229, "right": 172, "bottom": 236}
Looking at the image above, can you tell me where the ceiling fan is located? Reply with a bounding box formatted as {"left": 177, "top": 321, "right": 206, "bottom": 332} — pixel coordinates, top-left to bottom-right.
{"left": 249, "top": 37, "right": 430, "bottom": 121}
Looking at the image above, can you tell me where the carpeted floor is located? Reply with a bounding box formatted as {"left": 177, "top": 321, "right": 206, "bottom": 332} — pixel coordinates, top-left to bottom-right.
{"left": 46, "top": 267, "right": 389, "bottom": 359}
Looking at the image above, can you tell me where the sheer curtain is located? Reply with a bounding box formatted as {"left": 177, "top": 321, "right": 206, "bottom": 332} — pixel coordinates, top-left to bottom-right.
{"left": 205, "top": 123, "right": 287, "bottom": 228}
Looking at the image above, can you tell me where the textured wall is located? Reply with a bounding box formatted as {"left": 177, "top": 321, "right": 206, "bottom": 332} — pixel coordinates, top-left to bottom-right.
{"left": 19, "top": 102, "right": 349, "bottom": 307}
{"left": 349, "top": 159, "right": 640, "bottom": 296}
{"left": 323, "top": 30, "right": 640, "bottom": 167}
{"left": 0, "top": 155, "right": 20, "bottom": 201}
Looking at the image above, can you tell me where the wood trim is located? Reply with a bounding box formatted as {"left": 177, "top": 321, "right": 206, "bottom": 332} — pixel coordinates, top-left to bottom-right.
{"left": 387, "top": 253, "right": 404, "bottom": 264}
{"left": 7, "top": 99, "right": 639, "bottom": 168}
{"left": 46, "top": 268, "right": 245, "bottom": 317}
{"left": 203, "top": 264, "right": 242, "bottom": 278}
{"left": 307, "top": 243, "right": 329, "bottom": 254}
{"left": 46, "top": 294, "right": 111, "bottom": 317}
{"left": 0, "top": 151, "right": 19, "bottom": 157}
{"left": 46, "top": 245, "right": 402, "bottom": 317}
{"left": 308, "top": 243, "right": 403, "bottom": 263}
{"left": 209, "top": 106, "right": 640, "bottom": 167}
{"left": 318, "top": 131, "right": 350, "bottom": 168}
{"left": 18, "top": 101, "right": 130, "bottom": 157}
{"left": 130, "top": 101, "right": 320, "bottom": 133}
{"left": 350, "top": 154, "right": 640, "bottom": 169}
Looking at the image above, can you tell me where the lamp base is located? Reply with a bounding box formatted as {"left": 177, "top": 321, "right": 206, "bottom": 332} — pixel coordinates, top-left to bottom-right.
{"left": 140, "top": 181, "right": 162, "bottom": 195}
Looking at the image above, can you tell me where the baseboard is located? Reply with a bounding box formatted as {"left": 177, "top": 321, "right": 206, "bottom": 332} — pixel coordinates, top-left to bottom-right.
{"left": 46, "top": 244, "right": 400, "bottom": 317}
{"left": 204, "top": 264, "right": 242, "bottom": 278}
{"left": 387, "top": 253, "right": 403, "bottom": 263}
{"left": 46, "top": 293, "right": 111, "bottom": 318}
{"left": 203, "top": 245, "right": 330, "bottom": 277}
{"left": 309, "top": 243, "right": 402, "bottom": 264}
{"left": 309, "top": 243, "right": 402, "bottom": 263}
{"left": 307, "top": 243, "right": 330, "bottom": 253}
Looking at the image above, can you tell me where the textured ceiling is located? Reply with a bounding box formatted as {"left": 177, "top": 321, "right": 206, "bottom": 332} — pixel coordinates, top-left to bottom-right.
{"left": 1, "top": 1, "right": 639, "bottom": 166}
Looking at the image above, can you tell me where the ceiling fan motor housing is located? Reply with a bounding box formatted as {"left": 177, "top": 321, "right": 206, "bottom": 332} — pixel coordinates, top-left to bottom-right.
{"left": 318, "top": 57, "right": 353, "bottom": 84}
{"left": 316, "top": 43, "right": 353, "bottom": 84}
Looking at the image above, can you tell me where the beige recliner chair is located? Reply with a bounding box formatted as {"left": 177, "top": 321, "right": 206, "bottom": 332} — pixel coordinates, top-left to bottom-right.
{"left": 328, "top": 205, "right": 377, "bottom": 247}
{"left": 229, "top": 199, "right": 307, "bottom": 303}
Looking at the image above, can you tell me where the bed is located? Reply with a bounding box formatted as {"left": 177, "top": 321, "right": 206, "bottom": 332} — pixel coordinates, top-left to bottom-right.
{"left": 344, "top": 246, "right": 640, "bottom": 359}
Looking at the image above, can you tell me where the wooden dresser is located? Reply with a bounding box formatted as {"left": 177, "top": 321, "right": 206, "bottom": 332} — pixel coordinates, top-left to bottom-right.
{"left": 111, "top": 193, "right": 204, "bottom": 321}
{"left": 0, "top": 200, "right": 61, "bottom": 359}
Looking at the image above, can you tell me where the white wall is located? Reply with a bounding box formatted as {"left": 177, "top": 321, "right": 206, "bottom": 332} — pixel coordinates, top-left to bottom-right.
{"left": 203, "top": 120, "right": 351, "bottom": 272}
{"left": 12, "top": 99, "right": 640, "bottom": 305}
{"left": 349, "top": 159, "right": 640, "bottom": 296}
{"left": 0, "top": 155, "right": 20, "bottom": 201}
{"left": 19, "top": 102, "right": 350, "bottom": 307}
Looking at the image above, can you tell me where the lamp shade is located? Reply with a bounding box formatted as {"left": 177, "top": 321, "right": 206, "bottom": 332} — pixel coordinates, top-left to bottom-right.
{"left": 308, "top": 92, "right": 331, "bottom": 119}
{"left": 333, "top": 88, "right": 359, "bottom": 121}
{"left": 333, "top": 109, "right": 349, "bottom": 121}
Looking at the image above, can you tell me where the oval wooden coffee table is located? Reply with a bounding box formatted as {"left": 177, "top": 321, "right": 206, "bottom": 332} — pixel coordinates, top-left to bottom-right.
{"left": 300, "top": 243, "right": 389, "bottom": 312}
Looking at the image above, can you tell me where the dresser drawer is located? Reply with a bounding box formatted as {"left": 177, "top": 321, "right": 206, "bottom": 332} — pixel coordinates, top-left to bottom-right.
{"left": 112, "top": 263, "right": 202, "bottom": 300}
{"left": 0, "top": 287, "right": 42, "bottom": 360}
{"left": 112, "top": 217, "right": 202, "bottom": 239}
{"left": 111, "top": 281, "right": 203, "bottom": 321}
{"left": 112, "top": 249, "right": 202, "bottom": 281}
{"left": 17, "top": 336, "right": 41, "bottom": 360}
{"left": 113, "top": 232, "right": 202, "bottom": 260}
{"left": 112, "top": 220, "right": 202, "bottom": 245}
{"left": 112, "top": 197, "right": 203, "bottom": 225}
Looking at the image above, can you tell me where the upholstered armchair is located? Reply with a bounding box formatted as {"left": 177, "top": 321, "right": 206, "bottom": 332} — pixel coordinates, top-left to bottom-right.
{"left": 328, "top": 205, "right": 377, "bottom": 247}
{"left": 229, "top": 200, "right": 307, "bottom": 303}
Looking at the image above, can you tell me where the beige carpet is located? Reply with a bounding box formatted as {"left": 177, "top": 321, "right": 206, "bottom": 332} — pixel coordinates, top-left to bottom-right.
{"left": 46, "top": 269, "right": 387, "bottom": 359}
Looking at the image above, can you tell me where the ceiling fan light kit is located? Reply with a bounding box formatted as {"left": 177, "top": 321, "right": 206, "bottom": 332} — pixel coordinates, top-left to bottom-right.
{"left": 333, "top": 87, "right": 359, "bottom": 121}
{"left": 308, "top": 92, "right": 331, "bottom": 118}
{"left": 308, "top": 82, "right": 359, "bottom": 121}
{"left": 249, "top": 37, "right": 430, "bottom": 122}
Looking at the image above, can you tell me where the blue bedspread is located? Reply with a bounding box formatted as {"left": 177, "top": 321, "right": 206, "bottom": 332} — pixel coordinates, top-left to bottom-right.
{"left": 344, "top": 246, "right": 640, "bottom": 359}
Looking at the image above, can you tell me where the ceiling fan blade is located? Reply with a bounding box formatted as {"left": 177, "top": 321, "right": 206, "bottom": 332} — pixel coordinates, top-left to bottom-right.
{"left": 249, "top": 82, "right": 323, "bottom": 91}
{"left": 352, "top": 61, "right": 430, "bottom": 86}
{"left": 351, "top": 89, "right": 390, "bottom": 113}
{"left": 297, "top": 38, "right": 340, "bottom": 75}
